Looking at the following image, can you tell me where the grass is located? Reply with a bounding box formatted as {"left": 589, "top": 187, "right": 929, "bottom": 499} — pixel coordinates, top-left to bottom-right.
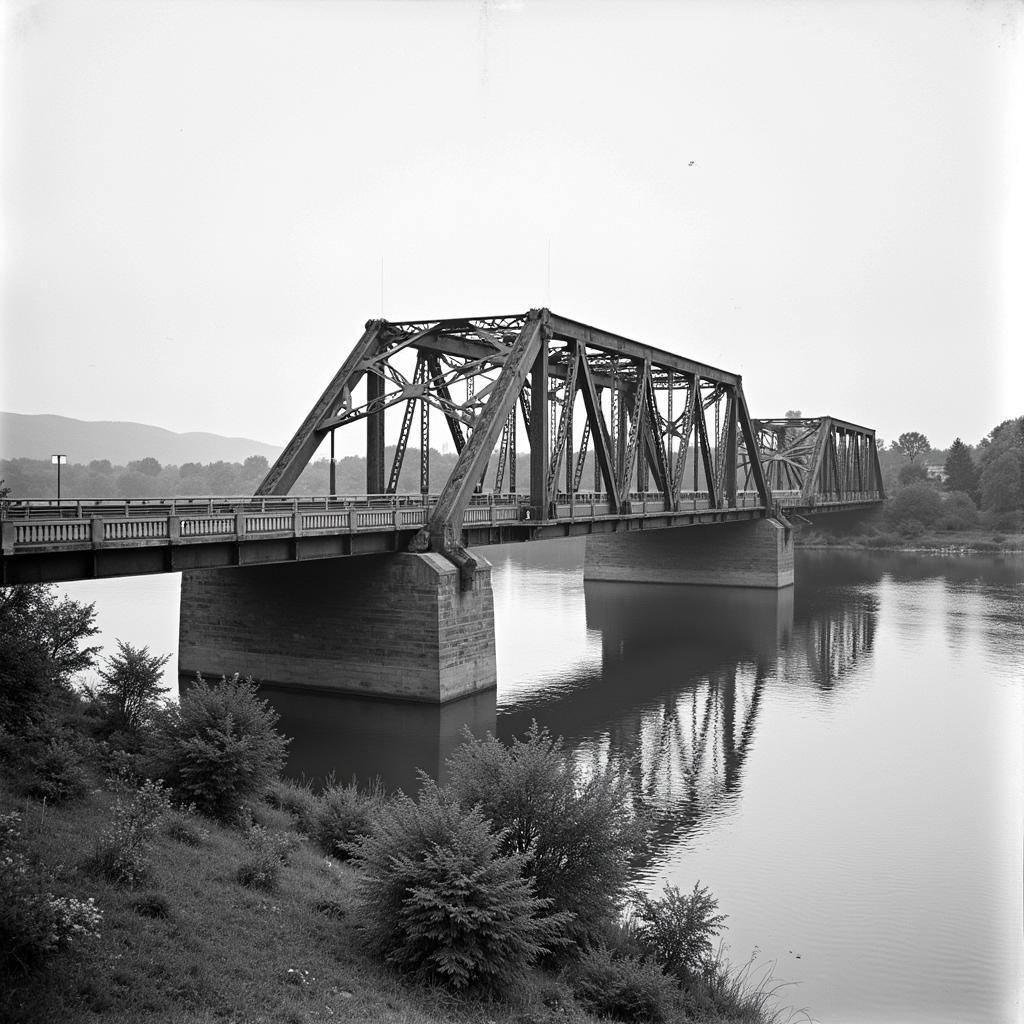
{"left": 796, "top": 525, "right": 1024, "bottom": 553}
{"left": 0, "top": 768, "right": 796, "bottom": 1024}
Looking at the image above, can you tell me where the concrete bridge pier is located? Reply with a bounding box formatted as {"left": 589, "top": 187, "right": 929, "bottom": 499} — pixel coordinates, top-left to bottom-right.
{"left": 583, "top": 518, "right": 794, "bottom": 588}
{"left": 178, "top": 550, "right": 497, "bottom": 704}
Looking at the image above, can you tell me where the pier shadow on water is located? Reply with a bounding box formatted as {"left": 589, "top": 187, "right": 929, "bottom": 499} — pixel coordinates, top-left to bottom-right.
{"left": 177, "top": 673, "right": 497, "bottom": 793}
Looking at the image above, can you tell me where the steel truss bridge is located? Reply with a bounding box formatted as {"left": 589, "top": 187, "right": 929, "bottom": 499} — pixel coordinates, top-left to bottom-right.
{"left": 0, "top": 309, "right": 883, "bottom": 585}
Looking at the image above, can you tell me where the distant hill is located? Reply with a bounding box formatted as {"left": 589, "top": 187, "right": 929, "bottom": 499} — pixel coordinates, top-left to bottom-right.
{"left": 0, "top": 412, "right": 281, "bottom": 466}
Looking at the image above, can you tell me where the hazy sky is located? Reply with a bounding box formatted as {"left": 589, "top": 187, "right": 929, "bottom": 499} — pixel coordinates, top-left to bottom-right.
{"left": 2, "top": 0, "right": 1021, "bottom": 457}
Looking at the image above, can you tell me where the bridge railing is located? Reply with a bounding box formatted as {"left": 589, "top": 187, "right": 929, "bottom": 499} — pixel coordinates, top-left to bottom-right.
{"left": 2, "top": 488, "right": 781, "bottom": 555}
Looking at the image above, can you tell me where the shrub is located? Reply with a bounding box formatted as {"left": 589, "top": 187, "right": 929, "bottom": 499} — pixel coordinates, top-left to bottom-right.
{"left": 630, "top": 882, "right": 728, "bottom": 984}
{"left": 23, "top": 737, "right": 90, "bottom": 804}
{"left": 1, "top": 811, "right": 102, "bottom": 973}
{"left": 150, "top": 674, "right": 289, "bottom": 821}
{"left": 312, "top": 777, "right": 386, "bottom": 858}
{"left": 86, "top": 779, "right": 172, "bottom": 887}
{"left": 886, "top": 483, "right": 942, "bottom": 530}
{"left": 265, "top": 777, "right": 319, "bottom": 834}
{"left": 570, "top": 944, "right": 677, "bottom": 1024}
{"left": 937, "top": 491, "right": 978, "bottom": 532}
{"left": 235, "top": 823, "right": 294, "bottom": 892}
{"left": 130, "top": 892, "right": 172, "bottom": 919}
{"left": 162, "top": 806, "right": 209, "bottom": 847}
{"left": 86, "top": 640, "right": 170, "bottom": 733}
{"left": 351, "top": 782, "right": 569, "bottom": 992}
{"left": 446, "top": 723, "right": 643, "bottom": 947}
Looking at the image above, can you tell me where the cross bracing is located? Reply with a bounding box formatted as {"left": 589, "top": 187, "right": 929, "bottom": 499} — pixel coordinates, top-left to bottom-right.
{"left": 255, "top": 308, "right": 784, "bottom": 578}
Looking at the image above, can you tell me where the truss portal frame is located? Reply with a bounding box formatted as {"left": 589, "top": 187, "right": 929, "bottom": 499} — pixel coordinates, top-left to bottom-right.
{"left": 751, "top": 417, "right": 884, "bottom": 505}
{"left": 256, "top": 308, "right": 772, "bottom": 577}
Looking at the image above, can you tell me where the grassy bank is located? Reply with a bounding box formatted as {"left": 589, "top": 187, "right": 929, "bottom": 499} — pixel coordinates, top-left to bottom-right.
{"left": 0, "top": 765, "right": 789, "bottom": 1024}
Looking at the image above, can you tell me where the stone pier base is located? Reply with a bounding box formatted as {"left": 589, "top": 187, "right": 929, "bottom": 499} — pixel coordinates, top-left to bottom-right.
{"left": 178, "top": 551, "right": 496, "bottom": 703}
{"left": 583, "top": 519, "right": 794, "bottom": 588}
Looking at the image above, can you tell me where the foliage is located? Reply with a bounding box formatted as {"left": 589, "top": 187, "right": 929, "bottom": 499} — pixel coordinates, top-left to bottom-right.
{"left": 86, "top": 640, "right": 170, "bottom": 733}
{"left": 312, "top": 777, "right": 386, "bottom": 858}
{"left": 980, "top": 450, "right": 1022, "bottom": 516}
{"left": 891, "top": 431, "right": 931, "bottom": 463}
{"left": 162, "top": 805, "right": 210, "bottom": 847}
{"left": 944, "top": 438, "right": 980, "bottom": 500}
{"left": 265, "top": 777, "right": 320, "bottom": 834}
{"left": 569, "top": 944, "right": 677, "bottom": 1023}
{"left": 630, "top": 882, "right": 728, "bottom": 983}
{"left": 1, "top": 811, "right": 102, "bottom": 973}
{"left": 938, "top": 491, "right": 979, "bottom": 531}
{"left": 23, "top": 737, "right": 90, "bottom": 804}
{"left": 86, "top": 779, "right": 172, "bottom": 887}
{"left": 236, "top": 823, "right": 295, "bottom": 892}
{"left": 150, "top": 674, "right": 289, "bottom": 821}
{"left": 896, "top": 461, "right": 930, "bottom": 487}
{"left": 977, "top": 417, "right": 1024, "bottom": 517}
{"left": 127, "top": 457, "right": 162, "bottom": 477}
{"left": 0, "top": 584, "right": 99, "bottom": 730}
{"left": 445, "top": 723, "right": 643, "bottom": 947}
{"left": 885, "top": 482, "right": 942, "bottom": 530}
{"left": 351, "top": 781, "right": 568, "bottom": 992}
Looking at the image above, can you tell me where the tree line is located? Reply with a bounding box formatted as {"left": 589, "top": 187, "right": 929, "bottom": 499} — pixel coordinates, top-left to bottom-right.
{"left": 878, "top": 417, "right": 1023, "bottom": 534}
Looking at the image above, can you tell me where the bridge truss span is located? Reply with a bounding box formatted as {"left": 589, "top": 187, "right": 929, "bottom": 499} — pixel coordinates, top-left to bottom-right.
{"left": 256, "top": 308, "right": 777, "bottom": 579}
{"left": 752, "top": 416, "right": 884, "bottom": 510}
{"left": 0, "top": 309, "right": 883, "bottom": 585}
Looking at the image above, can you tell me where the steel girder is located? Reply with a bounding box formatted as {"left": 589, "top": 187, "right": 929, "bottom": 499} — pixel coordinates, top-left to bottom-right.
{"left": 751, "top": 417, "right": 884, "bottom": 505}
{"left": 256, "top": 308, "right": 774, "bottom": 579}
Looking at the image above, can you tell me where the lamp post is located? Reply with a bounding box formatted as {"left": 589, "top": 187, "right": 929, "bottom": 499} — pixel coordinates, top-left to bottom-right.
{"left": 51, "top": 454, "right": 67, "bottom": 506}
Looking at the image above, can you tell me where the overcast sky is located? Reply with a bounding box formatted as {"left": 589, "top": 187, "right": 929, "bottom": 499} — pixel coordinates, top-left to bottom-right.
{"left": 2, "top": 0, "right": 1021, "bottom": 457}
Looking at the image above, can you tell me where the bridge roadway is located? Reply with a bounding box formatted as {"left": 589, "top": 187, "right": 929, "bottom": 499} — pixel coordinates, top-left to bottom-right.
{"left": 0, "top": 486, "right": 881, "bottom": 586}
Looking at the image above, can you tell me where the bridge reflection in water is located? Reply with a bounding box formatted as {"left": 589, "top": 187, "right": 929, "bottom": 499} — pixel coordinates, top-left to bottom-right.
{"left": 208, "top": 547, "right": 877, "bottom": 837}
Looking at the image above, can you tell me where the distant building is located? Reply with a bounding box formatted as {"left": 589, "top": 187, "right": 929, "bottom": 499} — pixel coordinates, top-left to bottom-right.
{"left": 925, "top": 464, "right": 947, "bottom": 482}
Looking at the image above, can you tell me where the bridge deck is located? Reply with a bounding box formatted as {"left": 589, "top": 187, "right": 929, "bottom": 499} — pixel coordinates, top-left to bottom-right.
{"left": 1, "top": 489, "right": 881, "bottom": 585}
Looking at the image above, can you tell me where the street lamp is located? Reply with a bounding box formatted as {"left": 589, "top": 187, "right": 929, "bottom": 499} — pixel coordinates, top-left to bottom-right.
{"left": 51, "top": 454, "right": 67, "bottom": 506}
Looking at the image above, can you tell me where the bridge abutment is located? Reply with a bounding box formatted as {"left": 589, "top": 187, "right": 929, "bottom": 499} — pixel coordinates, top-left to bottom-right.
{"left": 178, "top": 550, "right": 496, "bottom": 703}
{"left": 583, "top": 518, "right": 794, "bottom": 588}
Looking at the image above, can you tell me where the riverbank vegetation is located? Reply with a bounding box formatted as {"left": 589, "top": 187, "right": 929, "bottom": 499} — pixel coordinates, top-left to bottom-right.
{"left": 1, "top": 585, "right": 792, "bottom": 1024}
{"left": 800, "top": 416, "right": 1023, "bottom": 552}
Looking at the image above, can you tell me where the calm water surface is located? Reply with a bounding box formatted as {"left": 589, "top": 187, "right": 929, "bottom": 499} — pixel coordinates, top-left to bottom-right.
{"left": 59, "top": 544, "right": 1024, "bottom": 1024}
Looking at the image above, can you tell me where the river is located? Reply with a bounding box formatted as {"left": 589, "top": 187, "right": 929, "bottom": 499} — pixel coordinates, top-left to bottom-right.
{"left": 57, "top": 543, "right": 1024, "bottom": 1024}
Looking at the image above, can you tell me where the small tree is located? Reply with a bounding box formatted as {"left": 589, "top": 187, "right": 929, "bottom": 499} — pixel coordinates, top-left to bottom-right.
{"left": 892, "top": 431, "right": 931, "bottom": 463}
{"left": 631, "top": 883, "right": 728, "bottom": 983}
{"left": 90, "top": 640, "right": 170, "bottom": 733}
{"left": 944, "top": 438, "right": 980, "bottom": 500}
{"left": 151, "top": 674, "right": 288, "bottom": 821}
{"left": 0, "top": 585, "right": 99, "bottom": 730}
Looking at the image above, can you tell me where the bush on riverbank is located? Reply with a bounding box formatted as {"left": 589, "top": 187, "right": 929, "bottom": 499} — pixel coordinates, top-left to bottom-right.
{"left": 446, "top": 723, "right": 644, "bottom": 947}
{"left": 147, "top": 673, "right": 289, "bottom": 821}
